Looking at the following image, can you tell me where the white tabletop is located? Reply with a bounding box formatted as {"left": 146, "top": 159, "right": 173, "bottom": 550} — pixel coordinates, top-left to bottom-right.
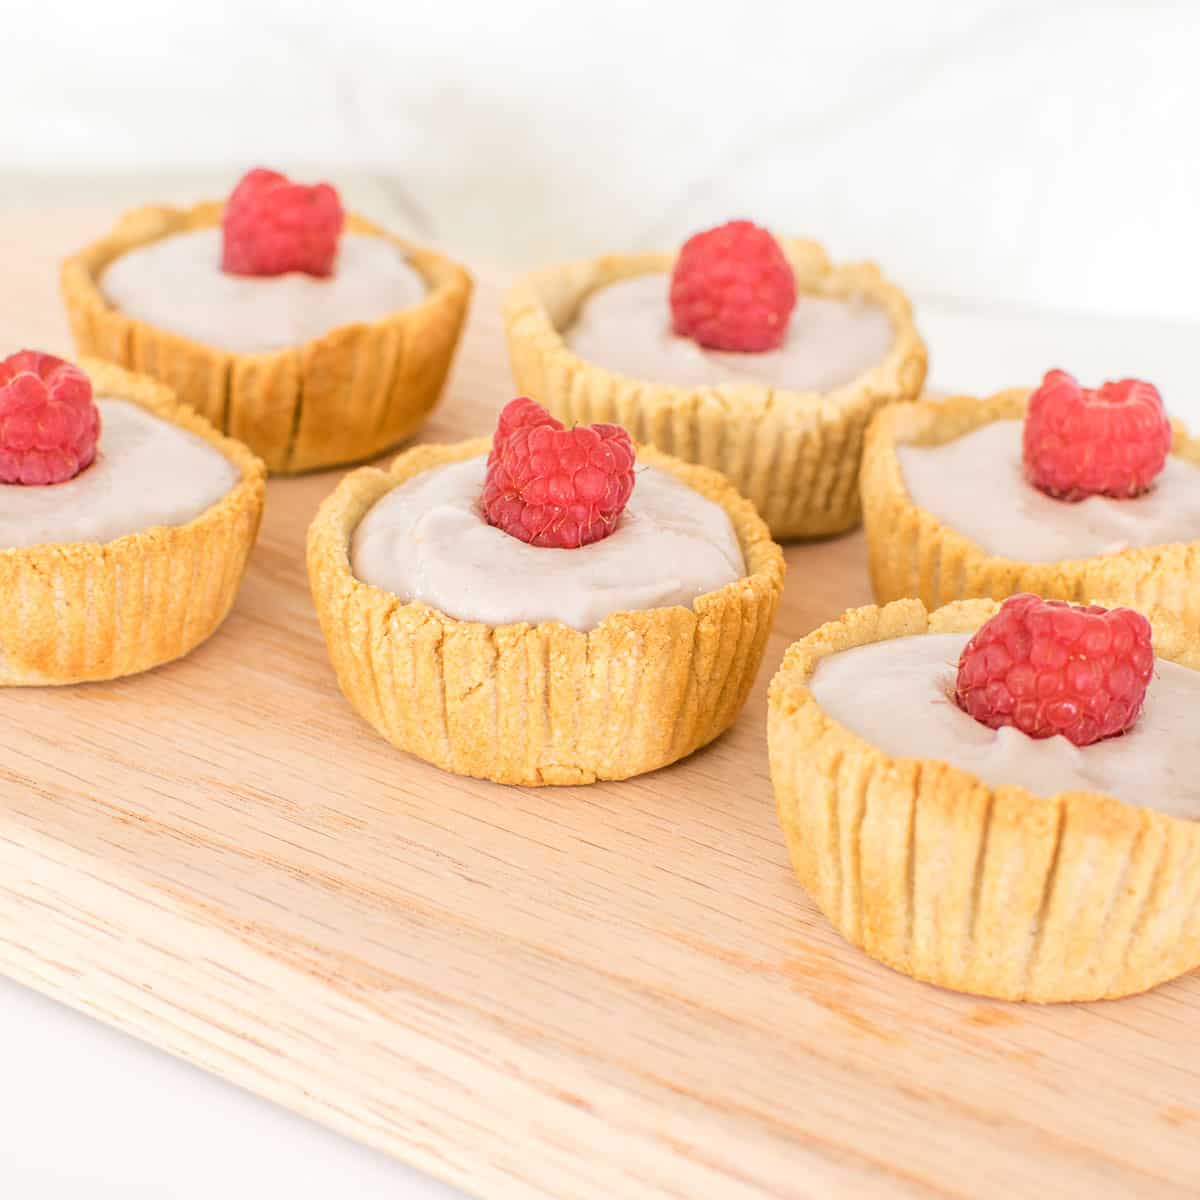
{"left": 0, "top": 974, "right": 461, "bottom": 1200}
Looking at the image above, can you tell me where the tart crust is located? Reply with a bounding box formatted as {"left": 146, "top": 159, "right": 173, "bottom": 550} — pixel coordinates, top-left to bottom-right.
{"left": 862, "top": 390, "right": 1200, "bottom": 621}
{"left": 503, "top": 238, "right": 927, "bottom": 540}
{"left": 308, "top": 441, "right": 785, "bottom": 785}
{"left": 768, "top": 597, "right": 1200, "bottom": 1002}
{"left": 61, "top": 202, "right": 473, "bottom": 475}
{"left": 0, "top": 358, "right": 266, "bottom": 685}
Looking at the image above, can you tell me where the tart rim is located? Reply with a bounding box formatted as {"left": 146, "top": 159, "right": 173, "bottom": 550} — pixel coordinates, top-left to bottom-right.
{"left": 771, "top": 595, "right": 1200, "bottom": 829}
{"left": 61, "top": 201, "right": 473, "bottom": 474}
{"left": 503, "top": 238, "right": 925, "bottom": 418}
{"left": 311, "top": 437, "right": 782, "bottom": 636}
{"left": 2, "top": 355, "right": 265, "bottom": 563}
{"left": 62, "top": 201, "right": 464, "bottom": 361}
{"left": 865, "top": 388, "right": 1200, "bottom": 571}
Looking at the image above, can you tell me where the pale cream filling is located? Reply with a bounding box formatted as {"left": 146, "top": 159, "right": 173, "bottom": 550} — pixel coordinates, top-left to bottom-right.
{"left": 898, "top": 420, "right": 1200, "bottom": 562}
{"left": 0, "top": 398, "right": 238, "bottom": 549}
{"left": 101, "top": 229, "right": 427, "bottom": 353}
{"left": 810, "top": 632, "right": 1200, "bottom": 819}
{"left": 564, "top": 273, "right": 895, "bottom": 391}
{"left": 350, "top": 456, "right": 745, "bottom": 632}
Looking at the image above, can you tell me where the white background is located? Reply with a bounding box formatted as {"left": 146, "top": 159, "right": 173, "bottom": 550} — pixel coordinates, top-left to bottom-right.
{"left": 2, "top": 2, "right": 1199, "bottom": 1197}
{"left": 4, "top": 0, "right": 1200, "bottom": 320}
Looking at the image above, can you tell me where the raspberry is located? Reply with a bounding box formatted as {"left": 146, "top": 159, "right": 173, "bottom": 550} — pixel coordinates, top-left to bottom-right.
{"left": 1023, "top": 369, "right": 1172, "bottom": 500}
{"left": 221, "top": 167, "right": 345, "bottom": 278}
{"left": 482, "top": 397, "right": 635, "bottom": 548}
{"left": 955, "top": 594, "right": 1153, "bottom": 747}
{"left": 0, "top": 351, "right": 100, "bottom": 486}
{"left": 669, "top": 219, "right": 796, "bottom": 352}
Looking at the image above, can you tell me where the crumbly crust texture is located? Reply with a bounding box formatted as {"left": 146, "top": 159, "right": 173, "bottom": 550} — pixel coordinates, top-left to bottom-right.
{"left": 503, "top": 238, "right": 927, "bottom": 540}
{"left": 768, "top": 597, "right": 1200, "bottom": 1002}
{"left": 61, "top": 203, "right": 473, "bottom": 474}
{"left": 0, "top": 358, "right": 265, "bottom": 685}
{"left": 861, "top": 390, "right": 1200, "bottom": 621}
{"left": 308, "top": 441, "right": 785, "bottom": 785}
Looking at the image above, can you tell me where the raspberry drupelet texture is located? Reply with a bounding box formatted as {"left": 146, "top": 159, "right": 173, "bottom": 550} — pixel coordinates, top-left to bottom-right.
{"left": 1023, "top": 369, "right": 1172, "bottom": 501}
{"left": 669, "top": 219, "right": 797, "bottom": 352}
{"left": 221, "top": 167, "right": 345, "bottom": 278}
{"left": 482, "top": 397, "right": 636, "bottom": 548}
{"left": 0, "top": 351, "right": 101, "bottom": 486}
{"left": 488, "top": 395, "right": 560, "bottom": 462}
{"left": 955, "top": 593, "right": 1154, "bottom": 748}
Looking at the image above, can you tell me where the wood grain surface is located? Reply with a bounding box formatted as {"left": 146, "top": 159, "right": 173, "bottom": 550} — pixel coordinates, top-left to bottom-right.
{"left": 1, "top": 209, "right": 1198, "bottom": 1200}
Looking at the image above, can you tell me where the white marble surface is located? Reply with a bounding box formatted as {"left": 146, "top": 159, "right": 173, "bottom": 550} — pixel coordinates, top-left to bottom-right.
{"left": 4, "top": 1, "right": 1200, "bottom": 323}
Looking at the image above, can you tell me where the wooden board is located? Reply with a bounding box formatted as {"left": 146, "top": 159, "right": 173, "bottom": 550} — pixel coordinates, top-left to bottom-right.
{"left": 2, "top": 208, "right": 1200, "bottom": 1200}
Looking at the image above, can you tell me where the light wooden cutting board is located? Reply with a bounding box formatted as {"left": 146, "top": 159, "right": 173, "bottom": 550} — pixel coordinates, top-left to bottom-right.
{"left": 1, "top": 209, "right": 1198, "bottom": 1200}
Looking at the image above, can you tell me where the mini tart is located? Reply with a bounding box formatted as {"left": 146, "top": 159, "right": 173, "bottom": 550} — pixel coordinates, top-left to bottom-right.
{"left": 503, "top": 238, "right": 927, "bottom": 540}
{"left": 308, "top": 441, "right": 784, "bottom": 785}
{"left": 862, "top": 390, "right": 1200, "bottom": 620}
{"left": 0, "top": 358, "right": 265, "bottom": 686}
{"left": 61, "top": 202, "right": 473, "bottom": 475}
{"left": 769, "top": 597, "right": 1200, "bottom": 1002}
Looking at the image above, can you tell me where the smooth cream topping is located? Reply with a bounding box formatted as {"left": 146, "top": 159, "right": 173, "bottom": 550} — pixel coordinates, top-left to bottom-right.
{"left": 898, "top": 420, "right": 1200, "bottom": 562}
{"left": 0, "top": 398, "right": 238, "bottom": 549}
{"left": 351, "top": 456, "right": 745, "bottom": 632}
{"left": 564, "top": 273, "right": 895, "bottom": 392}
{"left": 811, "top": 631, "right": 1200, "bottom": 819}
{"left": 101, "top": 229, "right": 427, "bottom": 353}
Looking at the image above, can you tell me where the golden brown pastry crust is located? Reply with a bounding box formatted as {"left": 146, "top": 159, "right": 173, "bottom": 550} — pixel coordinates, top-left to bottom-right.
{"left": 503, "top": 238, "right": 927, "bottom": 540}
{"left": 862, "top": 391, "right": 1200, "bottom": 621}
{"left": 308, "top": 441, "right": 785, "bottom": 785}
{"left": 0, "top": 358, "right": 265, "bottom": 685}
{"left": 61, "top": 203, "right": 473, "bottom": 474}
{"left": 768, "top": 597, "right": 1200, "bottom": 1002}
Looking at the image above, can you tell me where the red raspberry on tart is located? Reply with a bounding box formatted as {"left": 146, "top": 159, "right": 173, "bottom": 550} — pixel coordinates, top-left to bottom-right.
{"left": 1023, "top": 369, "right": 1172, "bottom": 501}
{"left": 955, "top": 593, "right": 1153, "bottom": 747}
{"left": 669, "top": 219, "right": 797, "bottom": 352}
{"left": 482, "top": 397, "right": 636, "bottom": 548}
{"left": 222, "top": 167, "right": 345, "bottom": 278}
{"left": 0, "top": 350, "right": 101, "bottom": 485}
